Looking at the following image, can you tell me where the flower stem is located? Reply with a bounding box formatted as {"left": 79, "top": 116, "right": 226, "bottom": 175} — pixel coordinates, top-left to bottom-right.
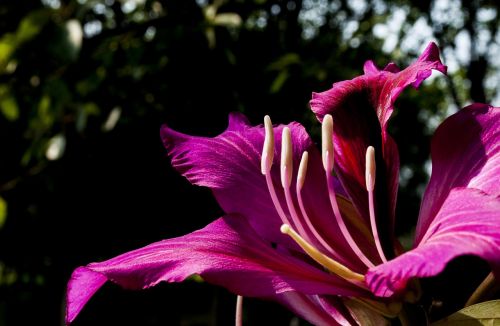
{"left": 235, "top": 295, "right": 243, "bottom": 326}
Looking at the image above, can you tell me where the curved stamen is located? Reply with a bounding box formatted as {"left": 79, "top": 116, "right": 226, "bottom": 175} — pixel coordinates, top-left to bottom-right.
{"left": 326, "top": 168, "right": 375, "bottom": 268}
{"left": 366, "top": 146, "right": 388, "bottom": 263}
{"left": 296, "top": 152, "right": 350, "bottom": 265}
{"left": 261, "top": 116, "right": 292, "bottom": 226}
{"left": 280, "top": 224, "right": 366, "bottom": 286}
{"left": 322, "top": 115, "right": 375, "bottom": 268}
{"left": 281, "top": 128, "right": 309, "bottom": 238}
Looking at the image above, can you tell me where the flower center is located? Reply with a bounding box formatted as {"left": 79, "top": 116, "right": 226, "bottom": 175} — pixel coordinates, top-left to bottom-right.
{"left": 260, "top": 116, "right": 407, "bottom": 318}
{"left": 260, "top": 115, "right": 390, "bottom": 282}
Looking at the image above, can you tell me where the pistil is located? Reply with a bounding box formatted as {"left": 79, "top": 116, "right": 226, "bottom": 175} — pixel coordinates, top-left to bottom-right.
{"left": 280, "top": 224, "right": 366, "bottom": 285}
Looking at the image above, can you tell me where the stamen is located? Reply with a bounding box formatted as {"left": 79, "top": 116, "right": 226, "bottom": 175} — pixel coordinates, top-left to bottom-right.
{"left": 321, "top": 114, "right": 334, "bottom": 172}
{"left": 235, "top": 295, "right": 243, "bottom": 326}
{"left": 322, "top": 117, "right": 374, "bottom": 268}
{"left": 280, "top": 129, "right": 309, "bottom": 237}
{"left": 296, "top": 152, "right": 348, "bottom": 264}
{"left": 280, "top": 128, "right": 293, "bottom": 188}
{"left": 366, "top": 146, "right": 388, "bottom": 263}
{"left": 261, "top": 115, "right": 274, "bottom": 175}
{"left": 280, "top": 224, "right": 366, "bottom": 284}
{"left": 261, "top": 116, "right": 291, "bottom": 226}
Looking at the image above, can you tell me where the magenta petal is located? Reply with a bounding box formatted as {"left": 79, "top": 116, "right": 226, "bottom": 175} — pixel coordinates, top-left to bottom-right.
{"left": 310, "top": 42, "right": 446, "bottom": 254}
{"left": 161, "top": 113, "right": 307, "bottom": 247}
{"left": 366, "top": 188, "right": 500, "bottom": 297}
{"left": 66, "top": 215, "right": 366, "bottom": 324}
{"left": 416, "top": 104, "right": 500, "bottom": 242}
{"left": 66, "top": 267, "right": 107, "bottom": 324}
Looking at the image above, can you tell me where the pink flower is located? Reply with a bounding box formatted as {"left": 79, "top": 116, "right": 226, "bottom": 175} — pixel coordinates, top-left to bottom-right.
{"left": 65, "top": 43, "right": 500, "bottom": 325}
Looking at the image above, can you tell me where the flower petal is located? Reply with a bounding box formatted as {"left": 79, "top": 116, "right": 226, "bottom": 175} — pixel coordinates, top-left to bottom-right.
{"left": 416, "top": 104, "right": 500, "bottom": 241}
{"left": 161, "top": 113, "right": 304, "bottom": 247}
{"left": 366, "top": 188, "right": 500, "bottom": 297}
{"left": 310, "top": 43, "right": 446, "bottom": 255}
{"left": 161, "top": 113, "right": 376, "bottom": 269}
{"left": 66, "top": 215, "right": 366, "bottom": 324}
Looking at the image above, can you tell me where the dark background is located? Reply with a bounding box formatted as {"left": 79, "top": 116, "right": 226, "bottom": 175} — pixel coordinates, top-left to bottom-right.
{"left": 0, "top": 0, "right": 499, "bottom": 325}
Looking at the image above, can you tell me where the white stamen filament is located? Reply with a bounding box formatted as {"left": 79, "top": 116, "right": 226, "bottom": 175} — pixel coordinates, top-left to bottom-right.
{"left": 366, "top": 146, "right": 388, "bottom": 263}
{"left": 261, "top": 115, "right": 274, "bottom": 175}
{"left": 280, "top": 224, "right": 366, "bottom": 284}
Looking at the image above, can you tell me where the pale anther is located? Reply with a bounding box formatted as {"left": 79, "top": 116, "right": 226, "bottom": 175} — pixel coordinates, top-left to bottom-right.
{"left": 365, "top": 146, "right": 376, "bottom": 191}
{"left": 280, "top": 127, "right": 293, "bottom": 188}
{"left": 261, "top": 115, "right": 274, "bottom": 175}
{"left": 297, "top": 151, "right": 309, "bottom": 190}
{"left": 321, "top": 114, "right": 334, "bottom": 172}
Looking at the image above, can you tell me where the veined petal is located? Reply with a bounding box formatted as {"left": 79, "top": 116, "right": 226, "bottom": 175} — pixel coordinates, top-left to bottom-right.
{"left": 366, "top": 188, "right": 500, "bottom": 297}
{"left": 310, "top": 42, "right": 446, "bottom": 257}
{"left": 416, "top": 104, "right": 500, "bottom": 242}
{"left": 161, "top": 113, "right": 375, "bottom": 269}
{"left": 160, "top": 113, "right": 302, "bottom": 248}
{"left": 66, "top": 215, "right": 367, "bottom": 324}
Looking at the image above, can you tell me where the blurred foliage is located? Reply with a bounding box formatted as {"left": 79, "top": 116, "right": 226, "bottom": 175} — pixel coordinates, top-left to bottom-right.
{"left": 0, "top": 0, "right": 499, "bottom": 325}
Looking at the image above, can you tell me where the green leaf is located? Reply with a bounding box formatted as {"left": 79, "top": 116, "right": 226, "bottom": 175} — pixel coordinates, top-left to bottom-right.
{"left": 38, "top": 95, "right": 53, "bottom": 128}
{"left": 270, "top": 70, "right": 289, "bottom": 93}
{"left": 0, "top": 95, "right": 19, "bottom": 121}
{"left": 432, "top": 300, "right": 500, "bottom": 325}
{"left": 268, "top": 53, "right": 301, "bottom": 71}
{"left": 0, "top": 197, "right": 7, "bottom": 229}
{"left": 16, "top": 10, "right": 49, "bottom": 43}
{"left": 0, "top": 36, "right": 16, "bottom": 67}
